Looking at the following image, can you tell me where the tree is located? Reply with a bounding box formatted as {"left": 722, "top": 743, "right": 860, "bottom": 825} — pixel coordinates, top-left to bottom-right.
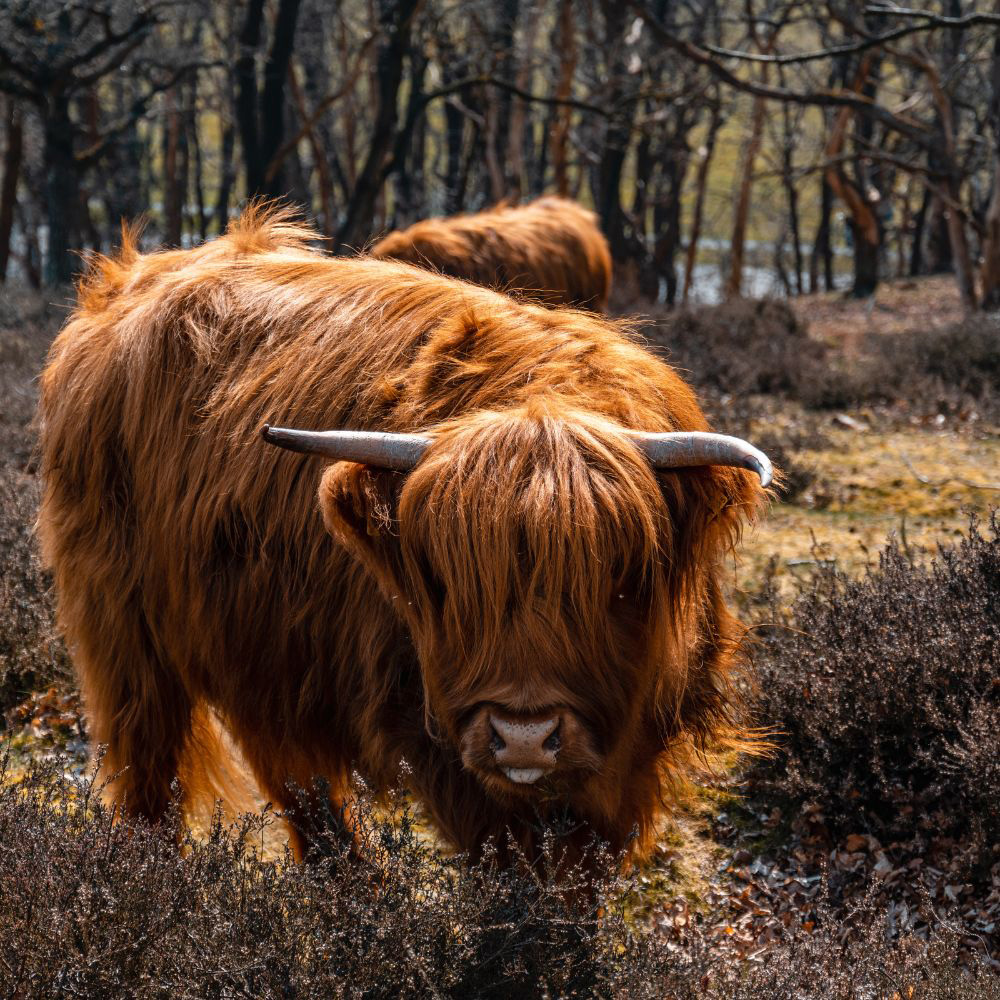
{"left": 0, "top": 1, "right": 195, "bottom": 284}
{"left": 235, "top": 0, "right": 303, "bottom": 203}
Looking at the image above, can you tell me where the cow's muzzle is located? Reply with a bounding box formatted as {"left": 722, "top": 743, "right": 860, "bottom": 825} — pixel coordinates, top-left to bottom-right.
{"left": 489, "top": 711, "right": 562, "bottom": 783}
{"left": 459, "top": 704, "right": 601, "bottom": 788}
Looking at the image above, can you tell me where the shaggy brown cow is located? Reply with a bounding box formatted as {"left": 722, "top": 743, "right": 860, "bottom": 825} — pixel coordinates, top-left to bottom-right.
{"left": 369, "top": 196, "right": 612, "bottom": 310}
{"left": 38, "top": 206, "right": 770, "bottom": 864}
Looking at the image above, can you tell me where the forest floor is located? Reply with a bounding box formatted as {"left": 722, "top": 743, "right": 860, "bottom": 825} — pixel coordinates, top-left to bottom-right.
{"left": 738, "top": 274, "right": 996, "bottom": 596}
{"left": 1, "top": 274, "right": 998, "bottom": 979}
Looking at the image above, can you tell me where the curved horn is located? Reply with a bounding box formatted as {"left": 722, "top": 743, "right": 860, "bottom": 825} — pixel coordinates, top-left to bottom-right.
{"left": 261, "top": 425, "right": 431, "bottom": 472}
{"left": 626, "top": 431, "right": 773, "bottom": 488}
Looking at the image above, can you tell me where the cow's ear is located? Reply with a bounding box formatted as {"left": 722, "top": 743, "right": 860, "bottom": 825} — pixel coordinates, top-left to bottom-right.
{"left": 318, "top": 462, "right": 409, "bottom": 607}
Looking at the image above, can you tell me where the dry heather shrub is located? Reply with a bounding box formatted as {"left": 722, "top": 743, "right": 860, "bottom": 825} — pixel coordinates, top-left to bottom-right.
{"left": 638, "top": 300, "right": 1000, "bottom": 419}
{"left": 0, "top": 477, "right": 72, "bottom": 714}
{"left": 859, "top": 315, "right": 1000, "bottom": 417}
{"left": 2, "top": 758, "right": 999, "bottom": 998}
{"left": 637, "top": 299, "right": 828, "bottom": 399}
{"left": 749, "top": 514, "right": 1000, "bottom": 858}
{"left": 0, "top": 757, "right": 668, "bottom": 999}
{"left": 663, "top": 887, "right": 1000, "bottom": 999}
{"left": 0, "top": 292, "right": 71, "bottom": 716}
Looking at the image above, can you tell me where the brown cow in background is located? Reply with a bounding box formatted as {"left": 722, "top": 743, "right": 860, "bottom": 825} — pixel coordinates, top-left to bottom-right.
{"left": 37, "top": 206, "right": 770, "bottom": 865}
{"left": 370, "top": 196, "right": 612, "bottom": 310}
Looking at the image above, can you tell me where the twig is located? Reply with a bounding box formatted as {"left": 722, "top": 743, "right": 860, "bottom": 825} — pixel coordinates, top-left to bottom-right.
{"left": 898, "top": 450, "right": 1000, "bottom": 491}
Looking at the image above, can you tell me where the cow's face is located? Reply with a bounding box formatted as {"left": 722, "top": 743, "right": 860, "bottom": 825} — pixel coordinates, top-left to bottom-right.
{"left": 320, "top": 404, "right": 690, "bottom": 803}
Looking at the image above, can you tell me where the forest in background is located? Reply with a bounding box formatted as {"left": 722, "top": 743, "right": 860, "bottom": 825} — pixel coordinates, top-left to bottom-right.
{"left": 1, "top": 0, "right": 1000, "bottom": 308}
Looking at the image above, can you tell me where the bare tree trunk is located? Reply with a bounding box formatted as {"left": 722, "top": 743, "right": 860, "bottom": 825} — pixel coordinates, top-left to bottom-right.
{"left": 15, "top": 199, "right": 41, "bottom": 289}
{"left": 187, "top": 75, "right": 207, "bottom": 242}
{"left": 259, "top": 0, "right": 303, "bottom": 199}
{"left": 163, "top": 87, "right": 184, "bottom": 246}
{"left": 235, "top": 0, "right": 266, "bottom": 196}
{"left": 925, "top": 68, "right": 977, "bottom": 310}
{"left": 944, "top": 180, "right": 977, "bottom": 311}
{"left": 848, "top": 219, "right": 879, "bottom": 298}
{"left": 392, "top": 47, "right": 428, "bottom": 225}
{"left": 336, "top": 0, "right": 422, "bottom": 251}
{"left": 505, "top": 3, "right": 541, "bottom": 200}
{"left": 0, "top": 99, "right": 23, "bottom": 282}
{"left": 654, "top": 152, "right": 685, "bottom": 306}
{"left": 682, "top": 104, "right": 720, "bottom": 304}
{"left": 725, "top": 77, "right": 768, "bottom": 300}
{"left": 43, "top": 90, "right": 79, "bottom": 285}
{"left": 979, "top": 9, "right": 1000, "bottom": 310}
{"left": 483, "top": 93, "right": 505, "bottom": 203}
{"left": 439, "top": 25, "right": 467, "bottom": 214}
{"left": 594, "top": 0, "right": 630, "bottom": 264}
{"left": 925, "top": 194, "right": 953, "bottom": 273}
{"left": 909, "top": 185, "right": 929, "bottom": 277}
{"left": 550, "top": 0, "right": 577, "bottom": 198}
{"left": 288, "top": 64, "right": 335, "bottom": 235}
{"left": 481, "top": 0, "right": 518, "bottom": 203}
{"left": 779, "top": 99, "right": 804, "bottom": 295}
{"left": 214, "top": 116, "right": 236, "bottom": 233}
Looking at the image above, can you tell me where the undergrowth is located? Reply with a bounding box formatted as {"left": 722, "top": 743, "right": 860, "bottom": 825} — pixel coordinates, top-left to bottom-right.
{"left": 641, "top": 299, "right": 1000, "bottom": 421}
{"left": 2, "top": 757, "right": 999, "bottom": 998}
{"left": 749, "top": 513, "right": 1000, "bottom": 862}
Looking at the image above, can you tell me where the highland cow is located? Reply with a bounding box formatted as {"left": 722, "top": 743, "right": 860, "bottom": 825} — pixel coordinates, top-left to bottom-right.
{"left": 370, "top": 196, "right": 612, "bottom": 310}
{"left": 37, "top": 206, "right": 770, "bottom": 864}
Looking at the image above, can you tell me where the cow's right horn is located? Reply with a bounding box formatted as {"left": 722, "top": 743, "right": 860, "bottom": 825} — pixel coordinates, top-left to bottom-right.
{"left": 261, "top": 425, "right": 431, "bottom": 472}
{"left": 626, "top": 430, "right": 773, "bottom": 487}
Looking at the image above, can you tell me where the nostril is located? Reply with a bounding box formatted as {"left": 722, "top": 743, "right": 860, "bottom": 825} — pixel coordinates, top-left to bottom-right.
{"left": 489, "top": 724, "right": 506, "bottom": 754}
{"left": 543, "top": 723, "right": 561, "bottom": 754}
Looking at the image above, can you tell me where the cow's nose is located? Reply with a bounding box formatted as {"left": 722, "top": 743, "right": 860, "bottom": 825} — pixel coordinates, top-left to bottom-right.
{"left": 489, "top": 712, "right": 561, "bottom": 784}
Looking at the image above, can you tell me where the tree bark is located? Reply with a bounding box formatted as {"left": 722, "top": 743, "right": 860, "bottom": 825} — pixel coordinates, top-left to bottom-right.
{"left": 979, "top": 5, "right": 1000, "bottom": 309}
{"left": 163, "top": 86, "right": 185, "bottom": 246}
{"left": 849, "top": 217, "right": 879, "bottom": 298}
{"left": 288, "top": 63, "right": 336, "bottom": 235}
{"left": 506, "top": 2, "right": 541, "bottom": 200}
{"left": 824, "top": 56, "right": 884, "bottom": 298}
{"left": 235, "top": 0, "right": 267, "bottom": 197}
{"left": 682, "top": 105, "right": 721, "bottom": 304}
{"left": 336, "top": 0, "right": 422, "bottom": 251}
{"left": 594, "top": 0, "right": 630, "bottom": 264}
{"left": 725, "top": 79, "right": 768, "bottom": 299}
{"left": 186, "top": 74, "right": 207, "bottom": 241}
{"left": 43, "top": 92, "right": 80, "bottom": 286}
{"left": 550, "top": 0, "right": 577, "bottom": 198}
{"left": 259, "top": 0, "right": 303, "bottom": 199}
{"left": 779, "top": 99, "right": 804, "bottom": 295}
{"left": 909, "top": 185, "right": 929, "bottom": 277}
{"left": 0, "top": 100, "right": 24, "bottom": 283}
{"left": 392, "top": 47, "right": 428, "bottom": 226}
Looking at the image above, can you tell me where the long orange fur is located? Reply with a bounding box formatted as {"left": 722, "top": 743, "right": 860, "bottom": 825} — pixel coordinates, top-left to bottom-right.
{"left": 37, "top": 205, "right": 763, "bottom": 864}
{"left": 370, "top": 195, "right": 612, "bottom": 310}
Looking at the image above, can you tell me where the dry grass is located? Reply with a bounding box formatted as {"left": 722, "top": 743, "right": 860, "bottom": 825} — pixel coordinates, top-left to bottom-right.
{"left": 734, "top": 423, "right": 1000, "bottom": 600}
{"left": 794, "top": 274, "right": 964, "bottom": 347}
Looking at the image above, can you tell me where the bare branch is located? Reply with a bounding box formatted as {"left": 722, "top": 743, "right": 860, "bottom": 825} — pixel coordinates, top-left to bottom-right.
{"left": 75, "top": 65, "right": 196, "bottom": 167}
{"left": 702, "top": 9, "right": 1000, "bottom": 66}
{"left": 898, "top": 451, "right": 1000, "bottom": 492}
{"left": 626, "top": 0, "right": 934, "bottom": 148}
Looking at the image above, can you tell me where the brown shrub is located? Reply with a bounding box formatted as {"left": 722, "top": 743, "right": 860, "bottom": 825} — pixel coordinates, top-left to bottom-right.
{"left": 638, "top": 298, "right": 826, "bottom": 399}
{"left": 0, "top": 292, "right": 70, "bottom": 719}
{"left": 638, "top": 299, "right": 1000, "bottom": 420}
{"left": 748, "top": 514, "right": 1000, "bottom": 862}
{"left": 2, "top": 757, "right": 999, "bottom": 997}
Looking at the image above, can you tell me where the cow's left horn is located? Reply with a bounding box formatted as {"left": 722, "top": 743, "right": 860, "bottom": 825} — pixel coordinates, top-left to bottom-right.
{"left": 261, "top": 425, "right": 431, "bottom": 471}
{"left": 626, "top": 431, "right": 773, "bottom": 488}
